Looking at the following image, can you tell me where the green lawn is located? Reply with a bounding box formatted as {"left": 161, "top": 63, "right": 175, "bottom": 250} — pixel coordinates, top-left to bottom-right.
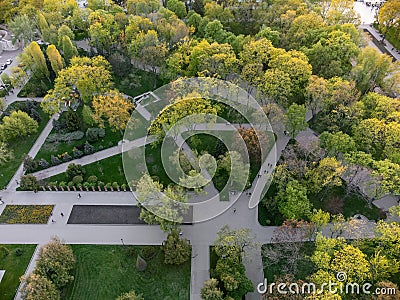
{"left": 0, "top": 205, "right": 53, "bottom": 224}
{"left": 114, "top": 68, "right": 164, "bottom": 98}
{"left": 42, "top": 154, "right": 127, "bottom": 186}
{"left": 62, "top": 245, "right": 190, "bottom": 300}
{"left": 0, "top": 103, "right": 49, "bottom": 189}
{"left": 0, "top": 244, "right": 37, "bottom": 300}
{"left": 262, "top": 242, "right": 315, "bottom": 282}
{"left": 310, "top": 185, "right": 384, "bottom": 221}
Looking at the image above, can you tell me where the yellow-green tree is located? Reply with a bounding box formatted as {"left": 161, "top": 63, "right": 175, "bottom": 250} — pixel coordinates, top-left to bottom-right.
{"left": 92, "top": 90, "right": 134, "bottom": 133}
{"left": 46, "top": 45, "right": 64, "bottom": 75}
{"left": 378, "top": 0, "right": 400, "bottom": 42}
{"left": 19, "top": 41, "right": 50, "bottom": 81}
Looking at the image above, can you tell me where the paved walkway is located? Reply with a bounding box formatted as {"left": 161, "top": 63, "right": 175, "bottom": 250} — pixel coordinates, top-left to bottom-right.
{"left": 1, "top": 84, "right": 398, "bottom": 300}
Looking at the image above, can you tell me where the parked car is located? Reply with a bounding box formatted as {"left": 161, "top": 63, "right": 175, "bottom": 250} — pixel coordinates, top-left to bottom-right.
{"left": 5, "top": 59, "right": 12, "bottom": 65}
{"left": 0, "top": 64, "right": 6, "bottom": 70}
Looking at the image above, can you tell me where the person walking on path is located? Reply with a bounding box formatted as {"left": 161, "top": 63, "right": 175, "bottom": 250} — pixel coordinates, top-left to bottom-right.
{"left": 77, "top": 193, "right": 81, "bottom": 198}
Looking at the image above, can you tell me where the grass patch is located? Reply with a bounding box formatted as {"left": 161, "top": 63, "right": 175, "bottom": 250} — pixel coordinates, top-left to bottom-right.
{"left": 62, "top": 245, "right": 190, "bottom": 300}
{"left": 262, "top": 242, "right": 315, "bottom": 282}
{"left": 0, "top": 205, "right": 53, "bottom": 224}
{"left": 0, "top": 103, "right": 49, "bottom": 189}
{"left": 114, "top": 68, "right": 164, "bottom": 98}
{"left": 43, "top": 154, "right": 127, "bottom": 185}
{"left": 0, "top": 244, "right": 37, "bottom": 300}
{"left": 18, "top": 77, "right": 53, "bottom": 98}
{"left": 309, "top": 185, "right": 384, "bottom": 220}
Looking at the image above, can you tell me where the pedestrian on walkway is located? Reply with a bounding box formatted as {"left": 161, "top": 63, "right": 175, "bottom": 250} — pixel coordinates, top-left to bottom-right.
{"left": 78, "top": 193, "right": 81, "bottom": 198}
{"left": 233, "top": 208, "right": 236, "bottom": 213}
{"left": 51, "top": 219, "right": 55, "bottom": 223}
{"left": 61, "top": 212, "right": 64, "bottom": 217}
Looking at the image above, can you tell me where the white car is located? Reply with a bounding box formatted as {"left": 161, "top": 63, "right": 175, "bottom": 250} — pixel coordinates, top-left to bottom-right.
{"left": 5, "top": 59, "right": 12, "bottom": 65}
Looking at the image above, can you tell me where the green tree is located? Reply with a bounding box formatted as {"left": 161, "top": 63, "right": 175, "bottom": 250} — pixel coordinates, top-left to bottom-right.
{"left": 20, "top": 174, "right": 38, "bottom": 190}
{"left": 305, "top": 157, "right": 347, "bottom": 194}
{"left": 65, "top": 163, "right": 85, "bottom": 181}
{"left": 319, "top": 131, "right": 356, "bottom": 157}
{"left": 65, "top": 108, "right": 81, "bottom": 131}
{"left": 352, "top": 47, "right": 399, "bottom": 94}
{"left": 162, "top": 230, "right": 191, "bottom": 265}
{"left": 34, "top": 237, "right": 75, "bottom": 289}
{"left": 20, "top": 273, "right": 60, "bottom": 300}
{"left": 284, "top": 103, "right": 307, "bottom": 139}
{"left": 369, "top": 250, "right": 399, "bottom": 283}
{"left": 82, "top": 105, "right": 96, "bottom": 127}
{"left": 60, "top": 35, "right": 78, "bottom": 63}
{"left": 213, "top": 225, "right": 254, "bottom": 259}
{"left": 8, "top": 14, "right": 36, "bottom": 47}
{"left": 307, "top": 30, "right": 359, "bottom": 78}
{"left": 57, "top": 25, "right": 74, "bottom": 48}
{"left": 278, "top": 180, "right": 311, "bottom": 220}
{"left": 305, "top": 75, "right": 328, "bottom": 117}
{"left": 167, "top": 0, "right": 186, "bottom": 18}
{"left": 116, "top": 290, "right": 144, "bottom": 300}
{"left": 200, "top": 278, "right": 224, "bottom": 300}
{"left": 92, "top": 90, "right": 134, "bottom": 133}
{"left": 0, "top": 110, "right": 38, "bottom": 142}
{"left": 126, "top": 0, "right": 160, "bottom": 15}
{"left": 19, "top": 41, "right": 50, "bottom": 81}
{"left": 378, "top": 0, "right": 400, "bottom": 42}
{"left": 137, "top": 174, "right": 188, "bottom": 232}
{"left": 46, "top": 44, "right": 64, "bottom": 75}
{"left": 331, "top": 245, "right": 370, "bottom": 282}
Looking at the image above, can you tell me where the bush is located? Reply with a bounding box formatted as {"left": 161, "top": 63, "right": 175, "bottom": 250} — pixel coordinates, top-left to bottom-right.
{"left": 121, "top": 183, "right": 127, "bottom": 190}
{"left": 98, "top": 181, "right": 105, "bottom": 187}
{"left": 105, "top": 182, "right": 111, "bottom": 189}
{"left": 66, "top": 163, "right": 85, "bottom": 180}
{"left": 83, "top": 182, "right": 90, "bottom": 188}
{"left": 83, "top": 141, "right": 94, "bottom": 155}
{"left": 51, "top": 155, "right": 62, "bottom": 166}
{"left": 72, "top": 175, "right": 83, "bottom": 185}
{"left": 52, "top": 118, "right": 67, "bottom": 132}
{"left": 23, "top": 155, "right": 38, "bottom": 173}
{"left": 117, "top": 290, "right": 144, "bottom": 300}
{"left": 73, "top": 147, "right": 83, "bottom": 159}
{"left": 59, "top": 181, "right": 67, "bottom": 188}
{"left": 38, "top": 158, "right": 50, "bottom": 169}
{"left": 98, "top": 145, "right": 104, "bottom": 151}
{"left": 87, "top": 175, "right": 98, "bottom": 184}
{"left": 48, "top": 182, "right": 57, "bottom": 187}
{"left": 20, "top": 174, "right": 38, "bottom": 191}
{"left": 15, "top": 248, "right": 23, "bottom": 256}
{"left": 46, "top": 131, "right": 84, "bottom": 143}
{"left": 62, "top": 153, "right": 72, "bottom": 162}
{"left": 29, "top": 108, "right": 41, "bottom": 122}
{"left": 163, "top": 230, "right": 191, "bottom": 265}
{"left": 68, "top": 181, "right": 74, "bottom": 188}
{"left": 66, "top": 108, "right": 81, "bottom": 131}
{"left": 112, "top": 182, "right": 119, "bottom": 189}
{"left": 86, "top": 127, "right": 105, "bottom": 142}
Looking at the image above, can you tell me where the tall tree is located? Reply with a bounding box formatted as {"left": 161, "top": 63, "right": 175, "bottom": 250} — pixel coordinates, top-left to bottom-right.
{"left": 378, "top": 0, "right": 400, "bottom": 42}
{"left": 8, "top": 14, "right": 36, "bottom": 47}
{"left": 284, "top": 103, "right": 308, "bottom": 139}
{"left": 92, "top": 90, "right": 134, "bottom": 133}
{"left": 0, "top": 142, "right": 13, "bottom": 165}
{"left": 60, "top": 35, "right": 78, "bottom": 64}
{"left": 20, "top": 273, "right": 60, "bottom": 300}
{"left": 352, "top": 47, "right": 400, "bottom": 95}
{"left": 19, "top": 41, "right": 50, "bottom": 81}
{"left": 34, "top": 238, "right": 75, "bottom": 289}
{"left": 0, "top": 110, "right": 38, "bottom": 142}
{"left": 46, "top": 45, "right": 64, "bottom": 75}
{"left": 277, "top": 180, "right": 311, "bottom": 220}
